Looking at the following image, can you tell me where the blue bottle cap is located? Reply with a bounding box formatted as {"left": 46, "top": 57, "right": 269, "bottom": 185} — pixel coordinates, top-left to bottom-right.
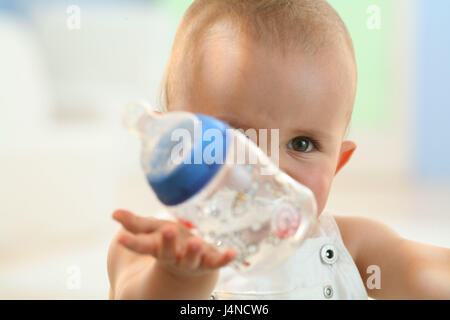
{"left": 146, "top": 114, "right": 231, "bottom": 206}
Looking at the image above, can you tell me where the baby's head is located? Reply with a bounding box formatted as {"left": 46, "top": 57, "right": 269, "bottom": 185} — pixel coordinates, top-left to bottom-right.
{"left": 160, "top": 0, "right": 357, "bottom": 215}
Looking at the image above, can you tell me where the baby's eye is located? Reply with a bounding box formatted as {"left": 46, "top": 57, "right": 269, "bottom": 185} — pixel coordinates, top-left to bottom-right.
{"left": 287, "top": 136, "right": 315, "bottom": 153}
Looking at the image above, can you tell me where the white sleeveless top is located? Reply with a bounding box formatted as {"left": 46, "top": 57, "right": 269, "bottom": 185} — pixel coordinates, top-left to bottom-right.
{"left": 154, "top": 210, "right": 368, "bottom": 300}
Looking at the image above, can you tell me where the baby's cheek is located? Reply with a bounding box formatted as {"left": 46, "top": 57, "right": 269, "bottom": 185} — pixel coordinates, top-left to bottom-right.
{"left": 286, "top": 164, "right": 333, "bottom": 215}
{"left": 311, "top": 172, "right": 334, "bottom": 215}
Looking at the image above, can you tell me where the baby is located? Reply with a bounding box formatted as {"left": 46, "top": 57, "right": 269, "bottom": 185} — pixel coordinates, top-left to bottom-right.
{"left": 107, "top": 0, "right": 450, "bottom": 299}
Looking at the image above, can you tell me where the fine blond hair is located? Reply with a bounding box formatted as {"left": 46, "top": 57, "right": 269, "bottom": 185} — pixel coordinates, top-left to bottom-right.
{"left": 158, "top": 0, "right": 355, "bottom": 113}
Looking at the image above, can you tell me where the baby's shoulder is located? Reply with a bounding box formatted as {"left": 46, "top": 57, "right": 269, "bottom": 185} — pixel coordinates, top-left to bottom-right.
{"left": 333, "top": 214, "right": 401, "bottom": 263}
{"left": 332, "top": 215, "right": 364, "bottom": 261}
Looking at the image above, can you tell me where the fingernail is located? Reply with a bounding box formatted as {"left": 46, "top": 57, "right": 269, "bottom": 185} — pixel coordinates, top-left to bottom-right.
{"left": 118, "top": 235, "right": 129, "bottom": 245}
{"left": 164, "top": 229, "right": 175, "bottom": 239}
{"left": 189, "top": 242, "right": 200, "bottom": 250}
{"left": 113, "top": 210, "right": 125, "bottom": 219}
{"left": 228, "top": 250, "right": 237, "bottom": 259}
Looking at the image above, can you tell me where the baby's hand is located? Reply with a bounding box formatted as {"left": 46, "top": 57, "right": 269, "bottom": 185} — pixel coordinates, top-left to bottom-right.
{"left": 112, "top": 209, "right": 238, "bottom": 279}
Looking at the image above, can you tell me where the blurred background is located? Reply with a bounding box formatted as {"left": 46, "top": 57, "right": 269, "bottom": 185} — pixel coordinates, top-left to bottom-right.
{"left": 0, "top": 0, "right": 449, "bottom": 299}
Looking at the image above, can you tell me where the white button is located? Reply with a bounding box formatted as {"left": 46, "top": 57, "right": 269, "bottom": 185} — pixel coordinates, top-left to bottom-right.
{"left": 323, "top": 285, "right": 334, "bottom": 299}
{"left": 320, "top": 244, "right": 338, "bottom": 264}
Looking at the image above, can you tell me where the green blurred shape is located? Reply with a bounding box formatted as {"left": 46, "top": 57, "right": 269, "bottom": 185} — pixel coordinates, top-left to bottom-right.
{"left": 163, "top": 0, "right": 194, "bottom": 22}
{"left": 328, "top": 0, "right": 394, "bottom": 128}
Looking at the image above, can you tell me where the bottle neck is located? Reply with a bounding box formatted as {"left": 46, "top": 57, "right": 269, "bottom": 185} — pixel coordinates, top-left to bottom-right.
{"left": 122, "top": 101, "right": 159, "bottom": 140}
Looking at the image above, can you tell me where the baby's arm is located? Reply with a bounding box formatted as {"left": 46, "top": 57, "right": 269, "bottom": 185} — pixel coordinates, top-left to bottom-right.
{"left": 335, "top": 216, "right": 450, "bottom": 299}
{"left": 107, "top": 210, "right": 237, "bottom": 300}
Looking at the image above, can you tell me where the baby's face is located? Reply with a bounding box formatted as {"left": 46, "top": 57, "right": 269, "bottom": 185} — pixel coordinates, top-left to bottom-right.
{"left": 168, "top": 32, "right": 357, "bottom": 215}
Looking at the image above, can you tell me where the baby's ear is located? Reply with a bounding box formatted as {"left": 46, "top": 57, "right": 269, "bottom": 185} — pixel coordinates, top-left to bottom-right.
{"left": 335, "top": 141, "right": 357, "bottom": 175}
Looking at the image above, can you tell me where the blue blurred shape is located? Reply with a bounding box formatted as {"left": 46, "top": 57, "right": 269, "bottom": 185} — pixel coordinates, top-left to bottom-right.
{"left": 417, "top": 0, "right": 450, "bottom": 179}
{"left": 0, "top": 0, "right": 25, "bottom": 14}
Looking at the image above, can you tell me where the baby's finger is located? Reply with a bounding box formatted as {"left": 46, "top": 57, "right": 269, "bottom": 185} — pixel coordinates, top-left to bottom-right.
{"left": 117, "top": 231, "right": 159, "bottom": 256}
{"left": 112, "top": 210, "right": 161, "bottom": 234}
{"left": 202, "top": 248, "right": 238, "bottom": 269}
{"left": 178, "top": 238, "right": 203, "bottom": 270}
{"left": 159, "top": 225, "right": 178, "bottom": 262}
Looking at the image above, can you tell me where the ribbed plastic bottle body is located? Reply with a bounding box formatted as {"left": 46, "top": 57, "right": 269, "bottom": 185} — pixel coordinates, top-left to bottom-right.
{"left": 142, "top": 113, "right": 317, "bottom": 274}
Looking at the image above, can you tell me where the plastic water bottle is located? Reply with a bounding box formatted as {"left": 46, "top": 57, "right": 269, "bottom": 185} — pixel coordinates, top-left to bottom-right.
{"left": 123, "top": 102, "right": 318, "bottom": 276}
